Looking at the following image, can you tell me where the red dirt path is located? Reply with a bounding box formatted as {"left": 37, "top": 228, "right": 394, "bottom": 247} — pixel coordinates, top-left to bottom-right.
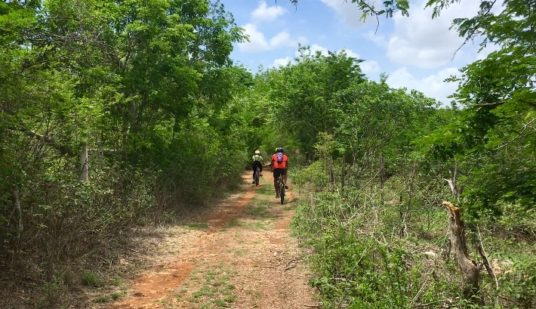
{"left": 106, "top": 172, "right": 317, "bottom": 309}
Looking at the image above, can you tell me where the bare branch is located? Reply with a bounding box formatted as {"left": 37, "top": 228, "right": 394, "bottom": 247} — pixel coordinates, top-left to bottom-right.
{"left": 476, "top": 226, "right": 499, "bottom": 303}
{"left": 8, "top": 126, "right": 75, "bottom": 156}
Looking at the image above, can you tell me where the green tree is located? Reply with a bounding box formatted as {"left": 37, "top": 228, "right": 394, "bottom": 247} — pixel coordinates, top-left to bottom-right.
{"left": 268, "top": 47, "right": 365, "bottom": 158}
{"left": 0, "top": 1, "right": 250, "bottom": 296}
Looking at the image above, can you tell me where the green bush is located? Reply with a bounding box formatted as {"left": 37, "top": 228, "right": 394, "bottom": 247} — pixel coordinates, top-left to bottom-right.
{"left": 499, "top": 258, "right": 536, "bottom": 308}
{"left": 310, "top": 231, "right": 415, "bottom": 308}
{"left": 37, "top": 277, "right": 67, "bottom": 309}
{"left": 293, "top": 163, "right": 536, "bottom": 308}
{"left": 81, "top": 270, "right": 103, "bottom": 288}
{"left": 293, "top": 161, "right": 329, "bottom": 191}
{"left": 293, "top": 192, "right": 423, "bottom": 308}
{"left": 496, "top": 202, "right": 536, "bottom": 238}
{"left": 157, "top": 117, "right": 247, "bottom": 205}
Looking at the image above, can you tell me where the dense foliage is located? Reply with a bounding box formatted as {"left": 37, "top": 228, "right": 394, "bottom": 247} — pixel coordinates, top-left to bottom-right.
{"left": 0, "top": 1, "right": 254, "bottom": 299}
{"left": 0, "top": 0, "right": 534, "bottom": 307}
{"left": 279, "top": 48, "right": 535, "bottom": 308}
{"left": 282, "top": 1, "right": 536, "bottom": 308}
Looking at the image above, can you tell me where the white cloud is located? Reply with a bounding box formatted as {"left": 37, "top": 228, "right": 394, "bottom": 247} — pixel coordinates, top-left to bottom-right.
{"left": 294, "top": 43, "right": 330, "bottom": 57}
{"left": 476, "top": 43, "right": 501, "bottom": 60}
{"left": 270, "top": 31, "right": 295, "bottom": 49}
{"left": 251, "top": 1, "right": 286, "bottom": 23}
{"left": 341, "top": 48, "right": 360, "bottom": 59}
{"left": 361, "top": 60, "right": 381, "bottom": 76}
{"left": 296, "top": 36, "right": 309, "bottom": 45}
{"left": 238, "top": 24, "right": 269, "bottom": 52}
{"left": 238, "top": 24, "right": 297, "bottom": 52}
{"left": 321, "top": 0, "right": 371, "bottom": 28}
{"left": 387, "top": 1, "right": 481, "bottom": 68}
{"left": 339, "top": 49, "right": 381, "bottom": 77}
{"left": 387, "top": 67, "right": 460, "bottom": 104}
{"left": 310, "top": 44, "right": 329, "bottom": 56}
{"left": 364, "top": 30, "right": 387, "bottom": 47}
{"left": 272, "top": 57, "right": 292, "bottom": 67}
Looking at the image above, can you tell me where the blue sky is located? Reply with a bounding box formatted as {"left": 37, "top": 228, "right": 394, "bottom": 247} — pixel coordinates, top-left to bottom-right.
{"left": 220, "top": 0, "right": 499, "bottom": 104}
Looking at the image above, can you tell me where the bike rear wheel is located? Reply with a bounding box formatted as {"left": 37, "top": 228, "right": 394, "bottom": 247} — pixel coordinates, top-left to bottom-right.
{"left": 279, "top": 179, "right": 285, "bottom": 204}
{"left": 254, "top": 167, "right": 260, "bottom": 186}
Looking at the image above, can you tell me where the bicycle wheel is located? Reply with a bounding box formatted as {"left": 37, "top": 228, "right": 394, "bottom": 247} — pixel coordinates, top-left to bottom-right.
{"left": 279, "top": 180, "right": 285, "bottom": 204}
{"left": 254, "top": 167, "right": 260, "bottom": 186}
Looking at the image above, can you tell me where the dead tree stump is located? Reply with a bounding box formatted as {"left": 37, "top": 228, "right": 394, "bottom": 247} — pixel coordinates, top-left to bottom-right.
{"left": 442, "top": 201, "right": 481, "bottom": 299}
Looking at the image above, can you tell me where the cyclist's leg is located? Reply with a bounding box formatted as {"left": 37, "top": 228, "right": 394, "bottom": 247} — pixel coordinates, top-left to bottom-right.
{"left": 282, "top": 169, "right": 288, "bottom": 188}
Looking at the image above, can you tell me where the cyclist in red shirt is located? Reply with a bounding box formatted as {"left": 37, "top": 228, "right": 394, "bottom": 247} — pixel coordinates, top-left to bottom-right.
{"left": 271, "top": 147, "right": 288, "bottom": 198}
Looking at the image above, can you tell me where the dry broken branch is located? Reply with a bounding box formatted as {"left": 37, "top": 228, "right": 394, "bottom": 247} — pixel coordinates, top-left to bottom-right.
{"left": 442, "top": 201, "right": 481, "bottom": 299}
{"left": 476, "top": 226, "right": 499, "bottom": 306}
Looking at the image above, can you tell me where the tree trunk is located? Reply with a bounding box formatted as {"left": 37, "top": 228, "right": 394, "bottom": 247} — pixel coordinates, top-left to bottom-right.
{"left": 341, "top": 158, "right": 346, "bottom": 194}
{"left": 379, "top": 154, "right": 385, "bottom": 206}
{"left": 399, "top": 193, "right": 407, "bottom": 237}
{"left": 80, "top": 143, "right": 89, "bottom": 182}
{"left": 442, "top": 201, "right": 481, "bottom": 299}
{"left": 12, "top": 188, "right": 23, "bottom": 250}
{"left": 329, "top": 157, "right": 335, "bottom": 188}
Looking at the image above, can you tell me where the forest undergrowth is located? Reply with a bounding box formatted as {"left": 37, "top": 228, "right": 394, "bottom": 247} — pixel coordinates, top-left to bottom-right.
{"left": 292, "top": 162, "right": 536, "bottom": 308}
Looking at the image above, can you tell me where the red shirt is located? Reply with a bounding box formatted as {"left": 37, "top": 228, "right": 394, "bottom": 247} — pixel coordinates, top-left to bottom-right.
{"left": 271, "top": 153, "right": 288, "bottom": 169}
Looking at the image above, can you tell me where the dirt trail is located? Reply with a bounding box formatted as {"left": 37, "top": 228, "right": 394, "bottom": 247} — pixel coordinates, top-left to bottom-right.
{"left": 106, "top": 172, "right": 317, "bottom": 308}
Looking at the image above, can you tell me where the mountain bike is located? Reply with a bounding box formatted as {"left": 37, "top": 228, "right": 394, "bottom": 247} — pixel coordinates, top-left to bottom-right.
{"left": 253, "top": 166, "right": 261, "bottom": 187}
{"left": 276, "top": 174, "right": 285, "bottom": 204}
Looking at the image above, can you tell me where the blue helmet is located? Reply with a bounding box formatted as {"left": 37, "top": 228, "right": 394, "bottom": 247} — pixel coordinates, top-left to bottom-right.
{"left": 276, "top": 147, "right": 284, "bottom": 153}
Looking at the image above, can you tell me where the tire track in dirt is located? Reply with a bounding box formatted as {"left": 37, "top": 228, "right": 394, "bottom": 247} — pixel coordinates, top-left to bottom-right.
{"left": 109, "top": 175, "right": 256, "bottom": 309}
{"left": 107, "top": 172, "right": 317, "bottom": 309}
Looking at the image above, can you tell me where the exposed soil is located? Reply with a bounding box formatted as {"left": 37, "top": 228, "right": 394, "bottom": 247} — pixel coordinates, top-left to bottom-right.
{"left": 100, "top": 172, "right": 318, "bottom": 308}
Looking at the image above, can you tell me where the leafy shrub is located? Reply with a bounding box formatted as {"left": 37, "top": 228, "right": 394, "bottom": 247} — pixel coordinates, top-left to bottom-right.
{"left": 310, "top": 231, "right": 416, "bottom": 308}
{"left": 293, "top": 164, "right": 536, "bottom": 308}
{"left": 37, "top": 276, "right": 67, "bottom": 309}
{"left": 499, "top": 258, "right": 536, "bottom": 308}
{"left": 293, "top": 161, "right": 329, "bottom": 190}
{"left": 293, "top": 192, "right": 424, "bottom": 308}
{"left": 157, "top": 117, "right": 247, "bottom": 205}
{"left": 81, "top": 270, "right": 103, "bottom": 288}
{"left": 496, "top": 202, "right": 536, "bottom": 238}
